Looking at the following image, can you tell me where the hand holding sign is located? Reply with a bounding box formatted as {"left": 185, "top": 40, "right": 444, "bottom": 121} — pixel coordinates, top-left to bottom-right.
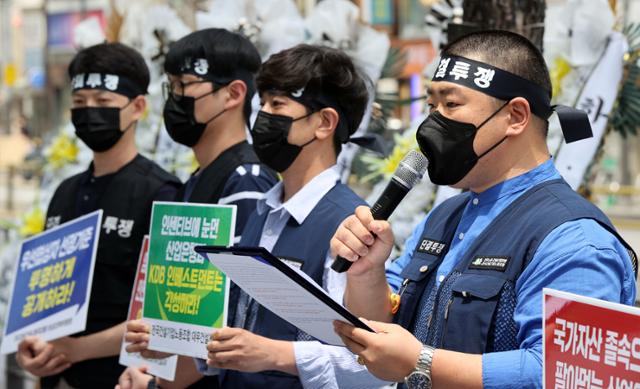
{"left": 15, "top": 336, "right": 71, "bottom": 377}
{"left": 123, "top": 319, "right": 172, "bottom": 360}
{"left": 115, "top": 365, "right": 153, "bottom": 389}
{"left": 1, "top": 211, "right": 102, "bottom": 355}
{"left": 142, "top": 202, "right": 236, "bottom": 359}
{"left": 119, "top": 236, "right": 177, "bottom": 380}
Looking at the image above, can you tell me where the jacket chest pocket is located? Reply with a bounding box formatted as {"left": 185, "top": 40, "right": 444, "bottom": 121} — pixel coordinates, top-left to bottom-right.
{"left": 441, "top": 273, "right": 506, "bottom": 354}
{"left": 395, "top": 253, "right": 441, "bottom": 327}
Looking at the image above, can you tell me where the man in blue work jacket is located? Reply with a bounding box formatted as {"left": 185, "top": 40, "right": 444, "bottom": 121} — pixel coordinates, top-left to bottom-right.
{"left": 331, "top": 30, "right": 637, "bottom": 389}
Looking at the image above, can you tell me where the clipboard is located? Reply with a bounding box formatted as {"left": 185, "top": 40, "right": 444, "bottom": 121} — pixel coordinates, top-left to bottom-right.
{"left": 195, "top": 245, "right": 374, "bottom": 346}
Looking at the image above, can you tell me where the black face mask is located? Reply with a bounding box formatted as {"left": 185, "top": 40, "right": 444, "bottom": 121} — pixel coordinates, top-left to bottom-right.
{"left": 250, "top": 110, "right": 316, "bottom": 173}
{"left": 416, "top": 102, "right": 509, "bottom": 186}
{"left": 163, "top": 89, "right": 225, "bottom": 147}
{"left": 72, "top": 102, "right": 133, "bottom": 152}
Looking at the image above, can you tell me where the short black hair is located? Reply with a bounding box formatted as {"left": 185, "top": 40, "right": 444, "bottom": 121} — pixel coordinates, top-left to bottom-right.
{"left": 68, "top": 42, "right": 150, "bottom": 94}
{"left": 443, "top": 30, "right": 552, "bottom": 97}
{"left": 164, "top": 28, "right": 261, "bottom": 127}
{"left": 257, "top": 44, "right": 370, "bottom": 155}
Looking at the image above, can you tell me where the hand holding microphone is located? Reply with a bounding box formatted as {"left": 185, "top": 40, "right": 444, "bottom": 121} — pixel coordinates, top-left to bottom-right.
{"left": 331, "top": 150, "right": 428, "bottom": 273}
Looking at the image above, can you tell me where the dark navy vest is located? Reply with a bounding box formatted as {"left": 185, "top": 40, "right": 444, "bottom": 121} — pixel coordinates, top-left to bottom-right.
{"left": 220, "top": 183, "right": 366, "bottom": 389}
{"left": 181, "top": 141, "right": 274, "bottom": 389}
{"left": 394, "top": 178, "right": 637, "bottom": 360}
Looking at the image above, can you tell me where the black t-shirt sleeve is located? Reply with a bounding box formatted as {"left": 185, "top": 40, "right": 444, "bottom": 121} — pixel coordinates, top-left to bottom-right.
{"left": 153, "top": 182, "right": 181, "bottom": 202}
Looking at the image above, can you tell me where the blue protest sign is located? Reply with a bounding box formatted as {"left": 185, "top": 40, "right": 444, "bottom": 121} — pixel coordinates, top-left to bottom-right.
{"left": 1, "top": 210, "right": 102, "bottom": 354}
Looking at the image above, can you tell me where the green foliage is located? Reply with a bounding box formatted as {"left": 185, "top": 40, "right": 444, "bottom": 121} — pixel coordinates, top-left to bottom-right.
{"left": 609, "top": 23, "right": 640, "bottom": 137}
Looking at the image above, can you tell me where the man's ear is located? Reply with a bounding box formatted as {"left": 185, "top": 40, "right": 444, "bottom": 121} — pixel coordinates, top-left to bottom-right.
{"left": 130, "top": 95, "right": 147, "bottom": 122}
{"left": 223, "top": 80, "right": 248, "bottom": 111}
{"left": 315, "top": 107, "right": 339, "bottom": 140}
{"left": 505, "top": 97, "right": 531, "bottom": 137}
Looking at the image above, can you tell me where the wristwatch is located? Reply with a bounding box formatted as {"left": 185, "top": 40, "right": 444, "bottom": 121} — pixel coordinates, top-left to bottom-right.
{"left": 404, "top": 344, "right": 435, "bottom": 389}
{"left": 147, "top": 376, "right": 159, "bottom": 389}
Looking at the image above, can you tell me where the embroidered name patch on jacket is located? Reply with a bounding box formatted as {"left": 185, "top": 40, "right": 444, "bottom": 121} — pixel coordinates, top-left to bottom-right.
{"left": 469, "top": 256, "right": 510, "bottom": 271}
{"left": 416, "top": 239, "right": 447, "bottom": 256}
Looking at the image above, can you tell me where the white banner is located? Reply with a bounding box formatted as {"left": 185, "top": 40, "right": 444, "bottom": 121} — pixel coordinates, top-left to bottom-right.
{"left": 554, "top": 32, "right": 627, "bottom": 190}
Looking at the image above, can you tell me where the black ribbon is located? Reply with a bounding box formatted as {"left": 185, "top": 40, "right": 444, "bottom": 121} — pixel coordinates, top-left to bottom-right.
{"left": 552, "top": 104, "right": 593, "bottom": 143}
{"left": 348, "top": 133, "right": 390, "bottom": 156}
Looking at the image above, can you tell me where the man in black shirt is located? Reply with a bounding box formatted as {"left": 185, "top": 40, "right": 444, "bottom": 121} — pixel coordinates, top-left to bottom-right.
{"left": 15, "top": 42, "right": 181, "bottom": 389}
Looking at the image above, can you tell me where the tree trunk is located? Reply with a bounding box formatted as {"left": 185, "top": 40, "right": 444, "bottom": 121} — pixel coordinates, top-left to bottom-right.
{"left": 461, "top": 0, "right": 546, "bottom": 51}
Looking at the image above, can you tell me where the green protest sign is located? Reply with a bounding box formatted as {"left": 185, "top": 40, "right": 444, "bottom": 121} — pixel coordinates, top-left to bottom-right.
{"left": 143, "top": 202, "right": 235, "bottom": 358}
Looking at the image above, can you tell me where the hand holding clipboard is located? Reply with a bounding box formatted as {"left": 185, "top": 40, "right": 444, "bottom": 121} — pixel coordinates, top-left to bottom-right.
{"left": 195, "top": 245, "right": 374, "bottom": 346}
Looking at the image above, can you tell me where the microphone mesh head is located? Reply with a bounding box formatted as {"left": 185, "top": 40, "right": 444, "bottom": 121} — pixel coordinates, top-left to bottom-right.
{"left": 393, "top": 150, "right": 428, "bottom": 189}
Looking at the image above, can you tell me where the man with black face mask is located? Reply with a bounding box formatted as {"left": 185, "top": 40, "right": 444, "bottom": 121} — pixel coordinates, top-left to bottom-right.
{"left": 117, "top": 29, "right": 277, "bottom": 389}
{"left": 160, "top": 28, "right": 277, "bottom": 236}
{"left": 199, "top": 44, "right": 373, "bottom": 389}
{"left": 330, "top": 30, "right": 637, "bottom": 389}
{"left": 15, "top": 42, "right": 181, "bottom": 389}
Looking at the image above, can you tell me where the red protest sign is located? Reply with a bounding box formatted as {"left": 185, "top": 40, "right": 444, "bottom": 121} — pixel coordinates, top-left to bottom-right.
{"left": 544, "top": 288, "right": 640, "bottom": 389}
{"left": 119, "top": 235, "right": 177, "bottom": 381}
{"left": 128, "top": 235, "right": 149, "bottom": 321}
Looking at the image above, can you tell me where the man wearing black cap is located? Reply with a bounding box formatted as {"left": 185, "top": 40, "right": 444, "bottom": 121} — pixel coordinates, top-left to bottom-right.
{"left": 331, "top": 30, "right": 637, "bottom": 388}
{"left": 14, "top": 42, "right": 181, "bottom": 389}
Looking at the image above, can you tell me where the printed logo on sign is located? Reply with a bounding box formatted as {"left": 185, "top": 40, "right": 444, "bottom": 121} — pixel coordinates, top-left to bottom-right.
{"left": 416, "top": 239, "right": 447, "bottom": 256}
{"left": 469, "top": 256, "right": 510, "bottom": 272}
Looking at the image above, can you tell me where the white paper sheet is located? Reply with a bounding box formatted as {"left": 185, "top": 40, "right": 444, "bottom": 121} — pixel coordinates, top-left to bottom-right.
{"left": 203, "top": 251, "right": 368, "bottom": 346}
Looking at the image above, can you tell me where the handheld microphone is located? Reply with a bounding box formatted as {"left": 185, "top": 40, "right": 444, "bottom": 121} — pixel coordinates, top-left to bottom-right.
{"left": 331, "top": 150, "right": 429, "bottom": 273}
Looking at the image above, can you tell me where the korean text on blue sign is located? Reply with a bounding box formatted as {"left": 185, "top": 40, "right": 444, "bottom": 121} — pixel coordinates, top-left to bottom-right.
{"left": 1, "top": 210, "right": 102, "bottom": 354}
